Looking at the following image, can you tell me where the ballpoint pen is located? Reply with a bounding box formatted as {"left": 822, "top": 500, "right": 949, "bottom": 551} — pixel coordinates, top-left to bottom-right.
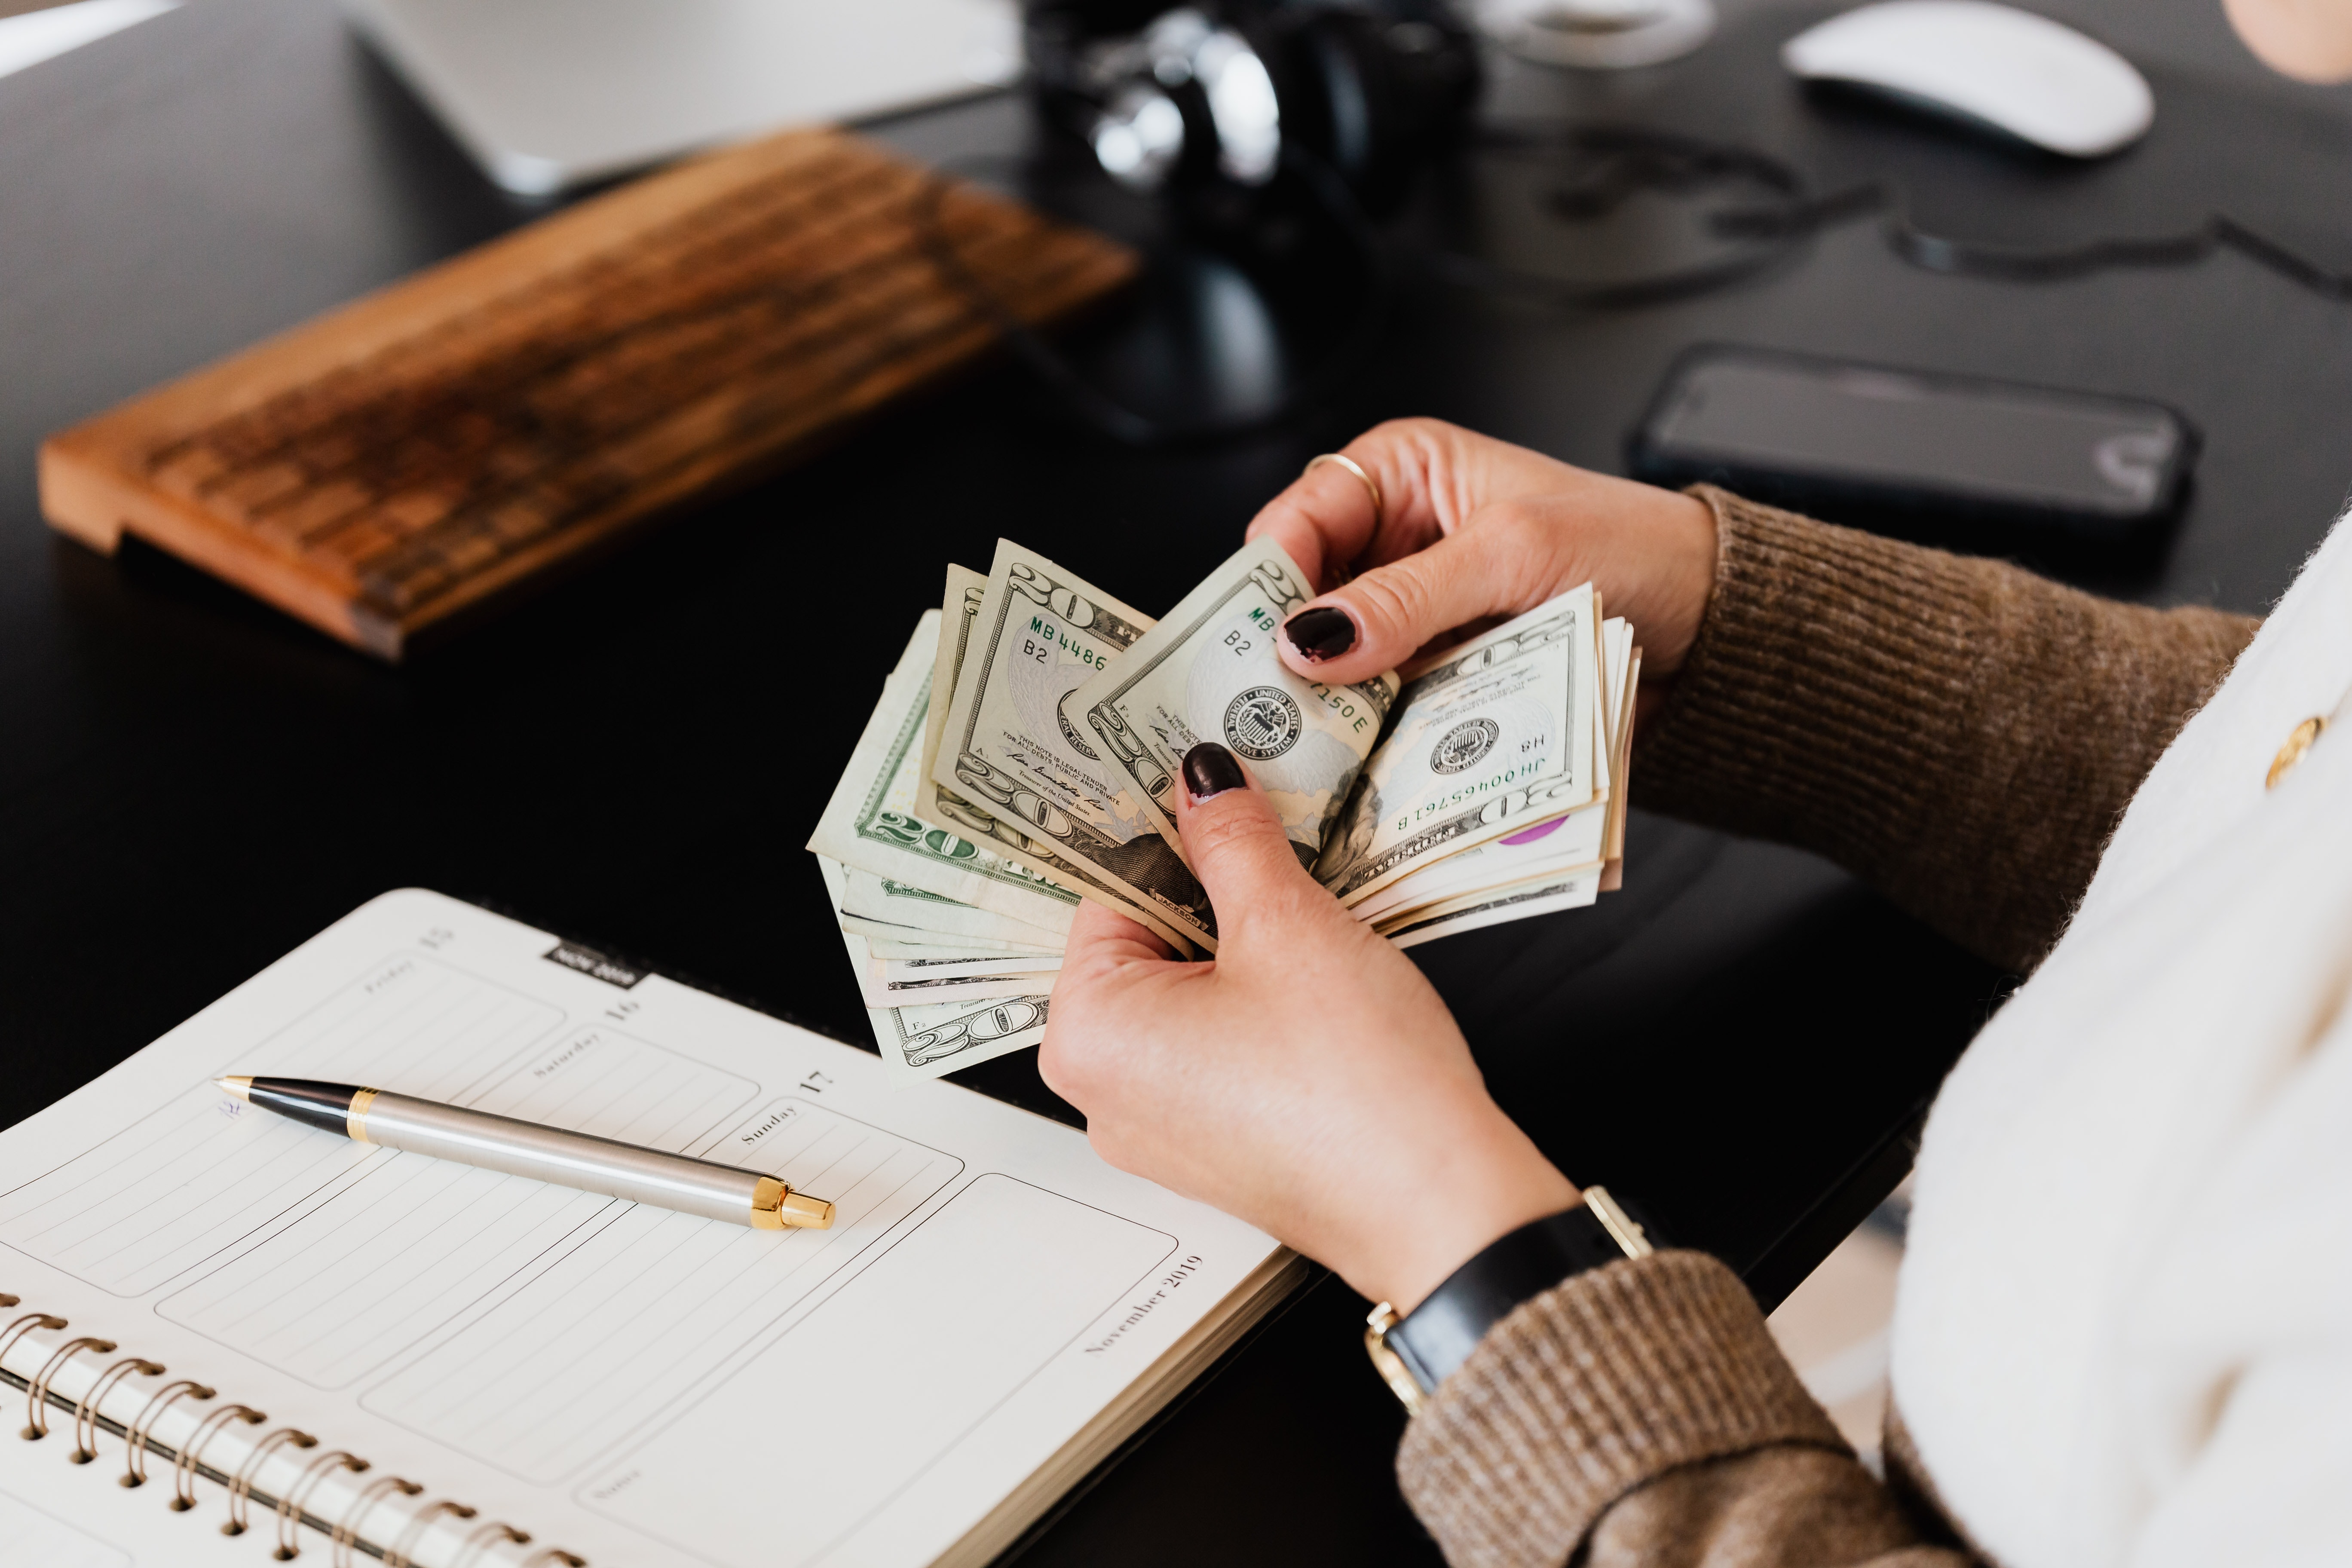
{"left": 217, "top": 1076, "right": 834, "bottom": 1230}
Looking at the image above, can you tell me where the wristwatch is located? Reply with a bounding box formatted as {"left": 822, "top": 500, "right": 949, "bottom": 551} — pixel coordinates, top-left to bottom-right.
{"left": 1363, "top": 1186, "right": 1656, "bottom": 1415}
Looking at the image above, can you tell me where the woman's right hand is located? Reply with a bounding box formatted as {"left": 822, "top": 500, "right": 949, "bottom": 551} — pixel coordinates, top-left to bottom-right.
{"left": 1246, "top": 419, "right": 1718, "bottom": 703}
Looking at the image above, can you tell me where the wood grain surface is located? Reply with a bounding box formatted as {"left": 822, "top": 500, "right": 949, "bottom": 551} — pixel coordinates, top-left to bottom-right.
{"left": 39, "top": 127, "right": 1136, "bottom": 659}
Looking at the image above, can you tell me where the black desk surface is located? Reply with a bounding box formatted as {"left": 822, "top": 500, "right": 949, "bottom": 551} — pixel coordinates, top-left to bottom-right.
{"left": 5, "top": 1, "right": 2349, "bottom": 1561}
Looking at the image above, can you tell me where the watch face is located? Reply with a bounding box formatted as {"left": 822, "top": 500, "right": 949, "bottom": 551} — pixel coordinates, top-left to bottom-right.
{"left": 1362, "top": 1305, "right": 1430, "bottom": 1413}
{"left": 1580, "top": 1186, "right": 1656, "bottom": 1261}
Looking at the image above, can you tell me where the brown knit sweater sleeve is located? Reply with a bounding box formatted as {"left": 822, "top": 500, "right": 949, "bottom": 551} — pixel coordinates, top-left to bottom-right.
{"left": 1636, "top": 489, "right": 2258, "bottom": 971}
{"left": 1390, "top": 500, "right": 2260, "bottom": 1567}
{"left": 1396, "top": 1252, "right": 1965, "bottom": 1568}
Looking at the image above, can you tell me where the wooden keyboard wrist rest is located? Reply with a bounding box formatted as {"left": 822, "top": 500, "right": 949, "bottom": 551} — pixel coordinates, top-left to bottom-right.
{"left": 40, "top": 127, "right": 1138, "bottom": 661}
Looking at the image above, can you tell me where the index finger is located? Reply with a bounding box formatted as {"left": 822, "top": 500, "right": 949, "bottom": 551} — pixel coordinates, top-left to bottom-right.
{"left": 1245, "top": 420, "right": 1582, "bottom": 593}
{"left": 1246, "top": 456, "right": 1388, "bottom": 594}
{"left": 1246, "top": 427, "right": 1453, "bottom": 594}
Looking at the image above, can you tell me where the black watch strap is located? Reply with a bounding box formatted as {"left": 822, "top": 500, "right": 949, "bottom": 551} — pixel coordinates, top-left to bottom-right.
{"left": 1364, "top": 1187, "right": 1657, "bottom": 1412}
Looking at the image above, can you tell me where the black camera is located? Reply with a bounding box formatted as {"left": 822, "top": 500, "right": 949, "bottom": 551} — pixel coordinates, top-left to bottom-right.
{"left": 1024, "top": 1, "right": 1481, "bottom": 217}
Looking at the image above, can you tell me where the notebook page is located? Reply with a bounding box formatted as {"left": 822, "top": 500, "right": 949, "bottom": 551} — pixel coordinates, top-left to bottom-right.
{"left": 0, "top": 890, "right": 1286, "bottom": 1568}
{"left": 0, "top": 1454, "right": 254, "bottom": 1568}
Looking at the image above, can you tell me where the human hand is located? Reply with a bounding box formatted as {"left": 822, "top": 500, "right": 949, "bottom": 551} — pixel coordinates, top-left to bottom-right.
{"left": 1246, "top": 419, "right": 1717, "bottom": 710}
{"left": 1039, "top": 741, "right": 1578, "bottom": 1313}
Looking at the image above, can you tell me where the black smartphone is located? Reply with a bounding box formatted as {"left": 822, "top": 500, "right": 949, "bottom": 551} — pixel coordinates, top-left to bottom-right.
{"left": 1626, "top": 345, "right": 2199, "bottom": 540}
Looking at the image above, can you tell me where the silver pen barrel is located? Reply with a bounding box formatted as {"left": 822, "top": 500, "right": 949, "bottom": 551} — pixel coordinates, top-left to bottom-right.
{"left": 352, "top": 1089, "right": 832, "bottom": 1229}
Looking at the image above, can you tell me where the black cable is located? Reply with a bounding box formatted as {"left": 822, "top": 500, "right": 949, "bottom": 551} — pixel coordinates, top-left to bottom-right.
{"left": 1884, "top": 208, "right": 2352, "bottom": 296}
{"left": 1458, "top": 121, "right": 2352, "bottom": 303}
{"left": 918, "top": 116, "right": 2352, "bottom": 448}
{"left": 1427, "top": 124, "right": 1884, "bottom": 309}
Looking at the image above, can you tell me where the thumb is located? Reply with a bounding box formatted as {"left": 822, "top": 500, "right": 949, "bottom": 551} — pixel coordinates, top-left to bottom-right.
{"left": 1275, "top": 515, "right": 1533, "bottom": 688}
{"left": 1173, "top": 742, "right": 1323, "bottom": 944}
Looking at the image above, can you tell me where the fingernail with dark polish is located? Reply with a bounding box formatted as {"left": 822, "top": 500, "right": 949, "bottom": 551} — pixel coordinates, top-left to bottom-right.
{"left": 1182, "top": 742, "right": 1246, "bottom": 802}
{"left": 1283, "top": 605, "right": 1357, "bottom": 662}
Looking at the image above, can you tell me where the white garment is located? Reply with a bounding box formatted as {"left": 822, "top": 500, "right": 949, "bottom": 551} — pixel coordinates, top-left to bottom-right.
{"left": 1892, "top": 513, "right": 2352, "bottom": 1568}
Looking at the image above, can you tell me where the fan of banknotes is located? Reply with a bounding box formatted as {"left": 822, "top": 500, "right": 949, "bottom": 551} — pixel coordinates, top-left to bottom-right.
{"left": 809, "top": 536, "right": 1639, "bottom": 1081}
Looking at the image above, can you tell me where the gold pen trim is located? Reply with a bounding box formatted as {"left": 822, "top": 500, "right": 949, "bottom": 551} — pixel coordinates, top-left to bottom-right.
{"left": 749, "top": 1176, "right": 834, "bottom": 1230}
{"left": 346, "top": 1087, "right": 379, "bottom": 1145}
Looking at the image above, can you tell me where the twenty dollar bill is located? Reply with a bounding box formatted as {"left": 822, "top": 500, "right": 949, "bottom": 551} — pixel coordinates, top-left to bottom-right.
{"left": 1315, "top": 585, "right": 1599, "bottom": 907}
{"left": 1069, "top": 538, "right": 1399, "bottom": 876}
{"left": 931, "top": 539, "right": 1212, "bottom": 952}
{"left": 916, "top": 561, "right": 1193, "bottom": 954}
{"left": 807, "top": 613, "right": 1081, "bottom": 939}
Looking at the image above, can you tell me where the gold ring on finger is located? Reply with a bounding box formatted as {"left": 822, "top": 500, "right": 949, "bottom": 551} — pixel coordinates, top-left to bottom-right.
{"left": 1303, "top": 453, "right": 1382, "bottom": 527}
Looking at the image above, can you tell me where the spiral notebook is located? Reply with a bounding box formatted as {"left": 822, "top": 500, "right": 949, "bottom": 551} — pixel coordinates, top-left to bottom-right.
{"left": 0, "top": 891, "right": 1302, "bottom": 1568}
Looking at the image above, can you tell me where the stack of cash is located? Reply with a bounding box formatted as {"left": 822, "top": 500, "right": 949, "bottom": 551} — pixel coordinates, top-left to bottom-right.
{"left": 809, "top": 537, "right": 1638, "bottom": 1081}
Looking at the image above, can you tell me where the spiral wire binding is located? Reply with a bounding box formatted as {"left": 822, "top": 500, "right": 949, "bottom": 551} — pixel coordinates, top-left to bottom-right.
{"left": 71, "top": 1354, "right": 162, "bottom": 1463}
{"left": 226, "top": 1427, "right": 318, "bottom": 1536}
{"left": 276, "top": 1449, "right": 367, "bottom": 1559}
{"left": 389, "top": 1498, "right": 478, "bottom": 1567}
{"left": 333, "top": 1475, "right": 422, "bottom": 1568}
{"left": 453, "top": 1521, "right": 532, "bottom": 1567}
{"left": 25, "top": 1335, "right": 115, "bottom": 1438}
{"left": 122, "top": 1376, "right": 213, "bottom": 1487}
{"left": 0, "top": 1293, "right": 588, "bottom": 1566}
{"left": 175, "top": 1402, "right": 266, "bottom": 1511}
{"left": 0, "top": 1311, "right": 66, "bottom": 1369}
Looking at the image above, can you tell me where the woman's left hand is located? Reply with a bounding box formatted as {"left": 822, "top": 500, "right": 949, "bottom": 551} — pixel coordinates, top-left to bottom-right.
{"left": 1039, "top": 742, "right": 1577, "bottom": 1313}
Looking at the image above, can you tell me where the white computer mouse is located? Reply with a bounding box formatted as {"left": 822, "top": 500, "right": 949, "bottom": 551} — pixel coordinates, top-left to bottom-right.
{"left": 1782, "top": 0, "right": 2153, "bottom": 158}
